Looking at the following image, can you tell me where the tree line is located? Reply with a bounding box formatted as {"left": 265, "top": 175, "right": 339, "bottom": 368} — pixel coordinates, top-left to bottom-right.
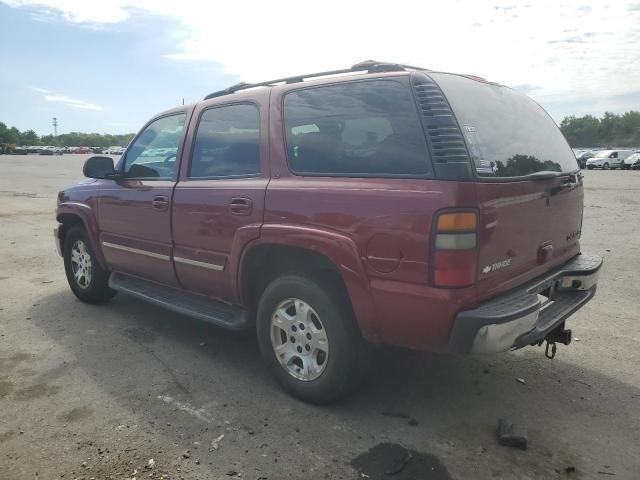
{"left": 3, "top": 110, "right": 640, "bottom": 150}
{"left": 559, "top": 111, "right": 640, "bottom": 148}
{"left": 0, "top": 121, "right": 135, "bottom": 147}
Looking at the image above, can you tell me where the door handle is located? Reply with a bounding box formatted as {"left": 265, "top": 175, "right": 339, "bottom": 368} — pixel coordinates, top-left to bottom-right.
{"left": 229, "top": 197, "right": 252, "bottom": 215}
{"left": 152, "top": 195, "right": 169, "bottom": 210}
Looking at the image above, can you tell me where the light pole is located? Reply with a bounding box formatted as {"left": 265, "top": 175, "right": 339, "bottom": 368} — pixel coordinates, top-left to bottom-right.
{"left": 52, "top": 117, "right": 58, "bottom": 137}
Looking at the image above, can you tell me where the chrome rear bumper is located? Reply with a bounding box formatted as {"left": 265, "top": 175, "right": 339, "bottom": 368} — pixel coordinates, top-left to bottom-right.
{"left": 449, "top": 253, "right": 602, "bottom": 353}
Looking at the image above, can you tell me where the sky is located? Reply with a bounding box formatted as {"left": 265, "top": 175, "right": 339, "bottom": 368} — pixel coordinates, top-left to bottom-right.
{"left": 1, "top": 0, "right": 639, "bottom": 136}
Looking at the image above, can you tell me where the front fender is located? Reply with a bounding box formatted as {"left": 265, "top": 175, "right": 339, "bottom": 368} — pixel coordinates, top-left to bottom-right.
{"left": 238, "top": 224, "right": 378, "bottom": 341}
{"left": 56, "top": 201, "right": 106, "bottom": 268}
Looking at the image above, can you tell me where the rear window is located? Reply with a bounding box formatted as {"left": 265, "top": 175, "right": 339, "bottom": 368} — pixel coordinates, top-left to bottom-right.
{"left": 283, "top": 80, "right": 431, "bottom": 177}
{"left": 431, "top": 73, "right": 579, "bottom": 177}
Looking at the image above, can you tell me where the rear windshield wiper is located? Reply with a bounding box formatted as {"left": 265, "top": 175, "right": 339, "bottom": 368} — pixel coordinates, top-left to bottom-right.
{"left": 523, "top": 171, "right": 565, "bottom": 180}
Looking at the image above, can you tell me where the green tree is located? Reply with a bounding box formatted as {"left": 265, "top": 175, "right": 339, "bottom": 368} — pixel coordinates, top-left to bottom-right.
{"left": 21, "top": 130, "right": 39, "bottom": 145}
{"left": 559, "top": 111, "right": 640, "bottom": 148}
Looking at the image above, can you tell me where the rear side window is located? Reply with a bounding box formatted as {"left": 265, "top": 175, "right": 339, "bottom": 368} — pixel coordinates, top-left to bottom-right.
{"left": 190, "top": 104, "right": 260, "bottom": 178}
{"left": 283, "top": 80, "right": 431, "bottom": 177}
{"left": 431, "top": 73, "right": 579, "bottom": 177}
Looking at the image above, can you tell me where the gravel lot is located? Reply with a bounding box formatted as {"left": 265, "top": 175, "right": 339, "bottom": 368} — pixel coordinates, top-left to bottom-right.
{"left": 1, "top": 154, "right": 639, "bottom": 480}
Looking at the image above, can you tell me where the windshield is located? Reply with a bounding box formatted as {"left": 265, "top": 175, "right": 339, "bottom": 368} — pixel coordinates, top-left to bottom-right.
{"left": 431, "top": 73, "right": 579, "bottom": 177}
{"left": 593, "top": 151, "right": 613, "bottom": 158}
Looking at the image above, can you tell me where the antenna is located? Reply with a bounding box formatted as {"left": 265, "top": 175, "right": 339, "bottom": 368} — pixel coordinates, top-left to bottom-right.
{"left": 52, "top": 117, "right": 58, "bottom": 136}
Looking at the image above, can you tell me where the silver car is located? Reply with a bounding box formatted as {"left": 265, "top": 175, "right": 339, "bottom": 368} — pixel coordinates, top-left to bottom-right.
{"left": 586, "top": 149, "right": 635, "bottom": 170}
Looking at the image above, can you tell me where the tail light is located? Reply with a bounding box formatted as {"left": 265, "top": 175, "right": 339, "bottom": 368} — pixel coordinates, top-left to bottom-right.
{"left": 431, "top": 211, "right": 478, "bottom": 288}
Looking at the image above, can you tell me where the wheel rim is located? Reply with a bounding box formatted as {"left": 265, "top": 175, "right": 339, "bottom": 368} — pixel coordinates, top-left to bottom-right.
{"left": 604, "top": 163, "right": 609, "bottom": 169}
{"left": 269, "top": 298, "right": 329, "bottom": 382}
{"left": 70, "top": 240, "right": 92, "bottom": 289}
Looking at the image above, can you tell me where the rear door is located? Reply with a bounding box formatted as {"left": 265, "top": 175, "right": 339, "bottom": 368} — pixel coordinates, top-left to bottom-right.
{"left": 172, "top": 98, "right": 269, "bottom": 302}
{"left": 98, "top": 112, "right": 188, "bottom": 286}
{"left": 431, "top": 73, "right": 583, "bottom": 300}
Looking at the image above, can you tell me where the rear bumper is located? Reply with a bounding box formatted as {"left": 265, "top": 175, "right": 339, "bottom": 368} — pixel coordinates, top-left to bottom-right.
{"left": 448, "top": 253, "right": 602, "bottom": 353}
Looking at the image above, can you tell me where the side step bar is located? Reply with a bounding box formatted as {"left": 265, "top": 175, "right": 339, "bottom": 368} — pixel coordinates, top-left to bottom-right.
{"left": 109, "top": 272, "right": 248, "bottom": 331}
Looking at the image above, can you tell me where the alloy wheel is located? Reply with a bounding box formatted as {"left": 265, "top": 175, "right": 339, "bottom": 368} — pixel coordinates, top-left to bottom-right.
{"left": 270, "top": 298, "right": 329, "bottom": 381}
{"left": 70, "top": 239, "right": 92, "bottom": 288}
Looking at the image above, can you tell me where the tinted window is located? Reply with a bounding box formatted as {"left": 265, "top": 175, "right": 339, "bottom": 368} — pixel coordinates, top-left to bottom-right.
{"left": 190, "top": 104, "right": 260, "bottom": 178}
{"left": 124, "top": 113, "right": 185, "bottom": 179}
{"left": 284, "top": 80, "right": 431, "bottom": 176}
{"left": 431, "top": 73, "right": 579, "bottom": 177}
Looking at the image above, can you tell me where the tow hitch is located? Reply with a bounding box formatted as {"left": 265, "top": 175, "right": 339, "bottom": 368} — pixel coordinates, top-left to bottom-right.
{"left": 539, "top": 324, "right": 572, "bottom": 359}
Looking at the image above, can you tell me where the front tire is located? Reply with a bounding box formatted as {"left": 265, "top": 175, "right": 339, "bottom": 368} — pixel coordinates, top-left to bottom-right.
{"left": 603, "top": 162, "right": 610, "bottom": 170}
{"left": 256, "top": 274, "right": 370, "bottom": 404}
{"left": 63, "top": 226, "right": 116, "bottom": 304}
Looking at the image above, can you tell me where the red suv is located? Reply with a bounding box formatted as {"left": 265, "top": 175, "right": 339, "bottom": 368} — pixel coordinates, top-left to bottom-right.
{"left": 54, "top": 61, "right": 602, "bottom": 403}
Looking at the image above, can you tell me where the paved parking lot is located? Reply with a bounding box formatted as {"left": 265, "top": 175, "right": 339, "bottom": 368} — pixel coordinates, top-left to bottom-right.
{"left": 1, "top": 155, "right": 639, "bottom": 479}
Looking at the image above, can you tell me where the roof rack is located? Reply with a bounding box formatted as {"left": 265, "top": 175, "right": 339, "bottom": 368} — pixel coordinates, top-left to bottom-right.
{"left": 203, "top": 60, "right": 428, "bottom": 100}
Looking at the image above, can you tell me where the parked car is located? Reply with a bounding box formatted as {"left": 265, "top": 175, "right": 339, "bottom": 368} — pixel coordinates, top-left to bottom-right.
{"left": 575, "top": 150, "right": 594, "bottom": 169}
{"left": 54, "top": 61, "right": 602, "bottom": 403}
{"left": 586, "top": 149, "right": 635, "bottom": 169}
{"left": 39, "top": 146, "right": 56, "bottom": 155}
{"left": 105, "top": 146, "right": 125, "bottom": 155}
{"left": 71, "top": 147, "right": 92, "bottom": 154}
{"left": 623, "top": 152, "right": 640, "bottom": 170}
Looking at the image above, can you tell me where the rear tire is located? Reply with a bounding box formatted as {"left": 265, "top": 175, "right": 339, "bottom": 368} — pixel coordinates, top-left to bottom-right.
{"left": 256, "top": 274, "right": 370, "bottom": 404}
{"left": 63, "top": 226, "right": 116, "bottom": 304}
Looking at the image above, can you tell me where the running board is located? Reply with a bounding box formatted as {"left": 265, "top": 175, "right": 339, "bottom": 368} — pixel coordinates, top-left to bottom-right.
{"left": 109, "top": 272, "right": 248, "bottom": 331}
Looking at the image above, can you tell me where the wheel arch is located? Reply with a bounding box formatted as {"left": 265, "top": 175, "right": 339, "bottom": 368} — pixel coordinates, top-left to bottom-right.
{"left": 56, "top": 203, "right": 106, "bottom": 268}
{"left": 238, "top": 225, "right": 377, "bottom": 341}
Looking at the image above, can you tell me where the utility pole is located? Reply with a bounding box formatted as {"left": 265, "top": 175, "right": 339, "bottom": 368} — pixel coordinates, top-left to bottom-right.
{"left": 52, "top": 117, "right": 58, "bottom": 136}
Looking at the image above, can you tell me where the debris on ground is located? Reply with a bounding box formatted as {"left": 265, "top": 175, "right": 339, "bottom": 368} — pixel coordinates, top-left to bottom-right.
{"left": 211, "top": 434, "right": 225, "bottom": 450}
{"left": 516, "top": 378, "right": 526, "bottom": 385}
{"left": 145, "top": 459, "right": 155, "bottom": 470}
{"left": 199, "top": 342, "right": 206, "bottom": 347}
{"left": 497, "top": 419, "right": 528, "bottom": 450}
{"left": 182, "top": 450, "right": 191, "bottom": 459}
{"left": 564, "top": 465, "right": 576, "bottom": 473}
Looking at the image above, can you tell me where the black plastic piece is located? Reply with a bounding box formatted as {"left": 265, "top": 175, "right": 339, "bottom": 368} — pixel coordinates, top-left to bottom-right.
{"left": 409, "top": 72, "right": 473, "bottom": 181}
{"left": 497, "top": 419, "right": 527, "bottom": 450}
{"left": 109, "top": 272, "right": 248, "bottom": 331}
{"left": 204, "top": 60, "right": 428, "bottom": 100}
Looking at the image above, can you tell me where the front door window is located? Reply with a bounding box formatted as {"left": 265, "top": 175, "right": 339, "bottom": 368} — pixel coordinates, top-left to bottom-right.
{"left": 123, "top": 113, "right": 186, "bottom": 179}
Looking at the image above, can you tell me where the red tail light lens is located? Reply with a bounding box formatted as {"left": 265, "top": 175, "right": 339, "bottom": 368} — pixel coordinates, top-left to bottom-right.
{"left": 431, "top": 211, "right": 478, "bottom": 288}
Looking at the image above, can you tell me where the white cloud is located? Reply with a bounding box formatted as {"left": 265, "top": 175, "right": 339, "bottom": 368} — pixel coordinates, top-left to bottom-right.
{"left": 30, "top": 86, "right": 51, "bottom": 94}
{"left": 6, "top": 0, "right": 640, "bottom": 115}
{"left": 41, "top": 92, "right": 103, "bottom": 110}
{"left": 29, "top": 85, "right": 103, "bottom": 110}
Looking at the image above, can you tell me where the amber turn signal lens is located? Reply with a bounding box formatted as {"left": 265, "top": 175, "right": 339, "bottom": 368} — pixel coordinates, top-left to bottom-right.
{"left": 436, "top": 212, "right": 477, "bottom": 232}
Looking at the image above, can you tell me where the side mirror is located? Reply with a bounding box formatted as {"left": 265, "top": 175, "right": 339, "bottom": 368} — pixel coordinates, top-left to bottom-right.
{"left": 83, "top": 156, "right": 118, "bottom": 179}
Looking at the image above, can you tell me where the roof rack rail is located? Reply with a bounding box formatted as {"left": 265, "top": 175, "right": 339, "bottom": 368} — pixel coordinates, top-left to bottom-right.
{"left": 203, "top": 60, "right": 428, "bottom": 100}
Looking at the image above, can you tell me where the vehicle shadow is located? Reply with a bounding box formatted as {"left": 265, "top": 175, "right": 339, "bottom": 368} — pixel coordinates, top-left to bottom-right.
{"left": 25, "top": 290, "right": 640, "bottom": 479}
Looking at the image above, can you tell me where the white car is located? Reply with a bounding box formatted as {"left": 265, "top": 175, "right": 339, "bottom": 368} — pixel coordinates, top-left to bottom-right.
{"left": 586, "top": 150, "right": 635, "bottom": 170}
{"left": 622, "top": 152, "right": 640, "bottom": 170}
{"left": 105, "top": 146, "right": 125, "bottom": 155}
